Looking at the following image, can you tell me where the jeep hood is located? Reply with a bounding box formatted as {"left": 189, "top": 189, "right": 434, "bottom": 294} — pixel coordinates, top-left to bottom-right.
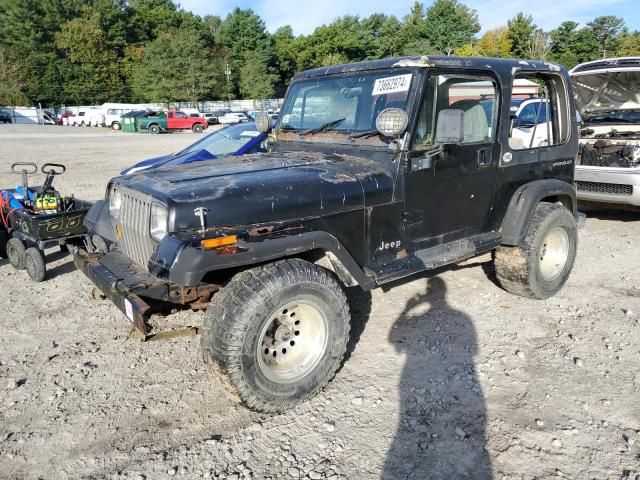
{"left": 572, "top": 69, "right": 640, "bottom": 120}
{"left": 112, "top": 151, "right": 393, "bottom": 232}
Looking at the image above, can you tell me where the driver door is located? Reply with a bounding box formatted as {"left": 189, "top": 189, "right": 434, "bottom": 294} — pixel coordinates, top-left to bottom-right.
{"left": 404, "top": 73, "right": 501, "bottom": 247}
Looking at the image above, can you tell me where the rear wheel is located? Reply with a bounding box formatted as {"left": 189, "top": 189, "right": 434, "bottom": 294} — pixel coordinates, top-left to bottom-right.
{"left": 192, "top": 123, "right": 203, "bottom": 133}
{"left": 7, "top": 238, "right": 26, "bottom": 270}
{"left": 202, "top": 259, "right": 350, "bottom": 413}
{"left": 149, "top": 124, "right": 160, "bottom": 134}
{"left": 493, "top": 202, "right": 577, "bottom": 300}
{"left": 112, "top": 121, "right": 121, "bottom": 130}
{"left": 25, "top": 247, "right": 46, "bottom": 282}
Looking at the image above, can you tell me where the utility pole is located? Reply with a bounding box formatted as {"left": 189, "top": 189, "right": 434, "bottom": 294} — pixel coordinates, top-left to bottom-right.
{"left": 224, "top": 63, "right": 232, "bottom": 107}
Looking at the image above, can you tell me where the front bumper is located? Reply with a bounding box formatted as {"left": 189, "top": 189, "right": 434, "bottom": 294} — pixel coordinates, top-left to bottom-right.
{"left": 575, "top": 165, "right": 640, "bottom": 206}
{"left": 74, "top": 248, "right": 152, "bottom": 334}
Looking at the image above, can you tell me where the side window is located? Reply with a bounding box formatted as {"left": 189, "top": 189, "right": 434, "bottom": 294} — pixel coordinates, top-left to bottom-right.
{"left": 176, "top": 112, "right": 186, "bottom": 119}
{"left": 413, "top": 74, "right": 498, "bottom": 150}
{"left": 509, "top": 74, "right": 570, "bottom": 150}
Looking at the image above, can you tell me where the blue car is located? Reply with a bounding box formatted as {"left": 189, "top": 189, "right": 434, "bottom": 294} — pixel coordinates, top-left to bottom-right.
{"left": 121, "top": 122, "right": 269, "bottom": 175}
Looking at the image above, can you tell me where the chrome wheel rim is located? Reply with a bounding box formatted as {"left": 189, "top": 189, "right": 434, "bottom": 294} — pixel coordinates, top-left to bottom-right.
{"left": 257, "top": 300, "right": 328, "bottom": 383}
{"left": 539, "top": 226, "right": 570, "bottom": 281}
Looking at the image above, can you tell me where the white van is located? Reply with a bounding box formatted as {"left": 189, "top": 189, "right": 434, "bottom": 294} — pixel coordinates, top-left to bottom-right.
{"left": 101, "top": 103, "right": 155, "bottom": 130}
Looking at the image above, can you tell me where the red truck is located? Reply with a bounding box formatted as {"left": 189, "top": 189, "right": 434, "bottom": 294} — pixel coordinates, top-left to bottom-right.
{"left": 139, "top": 110, "right": 208, "bottom": 134}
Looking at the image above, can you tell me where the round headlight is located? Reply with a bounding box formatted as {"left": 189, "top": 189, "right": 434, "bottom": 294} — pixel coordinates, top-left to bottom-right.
{"left": 375, "top": 108, "right": 409, "bottom": 137}
{"left": 150, "top": 203, "right": 168, "bottom": 242}
{"left": 109, "top": 189, "right": 122, "bottom": 219}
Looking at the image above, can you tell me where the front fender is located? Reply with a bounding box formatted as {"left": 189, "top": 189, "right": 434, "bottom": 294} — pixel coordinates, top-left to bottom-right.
{"left": 500, "top": 179, "right": 577, "bottom": 246}
{"left": 148, "top": 231, "right": 374, "bottom": 290}
{"left": 84, "top": 200, "right": 117, "bottom": 243}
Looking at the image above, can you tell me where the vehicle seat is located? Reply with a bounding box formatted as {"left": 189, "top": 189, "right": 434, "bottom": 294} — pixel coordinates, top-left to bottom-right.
{"left": 449, "top": 99, "right": 489, "bottom": 143}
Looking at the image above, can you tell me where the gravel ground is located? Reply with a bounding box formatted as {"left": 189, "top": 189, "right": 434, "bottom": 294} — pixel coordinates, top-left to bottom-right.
{"left": 0, "top": 124, "right": 639, "bottom": 480}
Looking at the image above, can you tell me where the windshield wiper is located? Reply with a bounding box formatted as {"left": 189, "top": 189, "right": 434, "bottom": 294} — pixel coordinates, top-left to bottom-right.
{"left": 300, "top": 118, "right": 346, "bottom": 137}
{"left": 349, "top": 129, "right": 379, "bottom": 139}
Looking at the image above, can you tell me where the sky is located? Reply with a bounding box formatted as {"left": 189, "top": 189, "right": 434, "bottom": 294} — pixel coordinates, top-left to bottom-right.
{"left": 178, "top": 0, "right": 640, "bottom": 35}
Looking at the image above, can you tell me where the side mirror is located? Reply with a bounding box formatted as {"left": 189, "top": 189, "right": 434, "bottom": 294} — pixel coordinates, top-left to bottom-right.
{"left": 255, "top": 111, "right": 272, "bottom": 133}
{"left": 375, "top": 108, "right": 409, "bottom": 138}
{"left": 435, "top": 109, "right": 465, "bottom": 144}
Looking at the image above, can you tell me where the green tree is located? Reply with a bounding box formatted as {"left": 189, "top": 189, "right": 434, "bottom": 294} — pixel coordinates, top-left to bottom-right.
{"left": 216, "top": 8, "right": 274, "bottom": 97}
{"left": 588, "top": 16, "right": 625, "bottom": 58}
{"left": 361, "top": 13, "right": 402, "bottom": 58}
{"left": 127, "top": 0, "right": 201, "bottom": 44}
{"left": 423, "top": 0, "right": 480, "bottom": 55}
{"left": 549, "top": 21, "right": 600, "bottom": 68}
{"left": 617, "top": 30, "right": 640, "bottom": 56}
{"left": 239, "top": 51, "right": 278, "bottom": 99}
{"left": 131, "top": 27, "right": 225, "bottom": 103}
{"left": 271, "top": 25, "right": 296, "bottom": 87}
{"left": 55, "top": 7, "right": 124, "bottom": 104}
{"left": 294, "top": 16, "right": 371, "bottom": 70}
{"left": 0, "top": 0, "right": 82, "bottom": 104}
{"left": 476, "top": 27, "right": 512, "bottom": 58}
{"left": 507, "top": 12, "right": 536, "bottom": 58}
{"left": 0, "top": 46, "right": 27, "bottom": 105}
{"left": 395, "top": 2, "right": 433, "bottom": 55}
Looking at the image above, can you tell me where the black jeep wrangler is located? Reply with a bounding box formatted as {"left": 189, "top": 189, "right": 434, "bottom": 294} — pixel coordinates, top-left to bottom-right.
{"left": 76, "top": 56, "right": 579, "bottom": 412}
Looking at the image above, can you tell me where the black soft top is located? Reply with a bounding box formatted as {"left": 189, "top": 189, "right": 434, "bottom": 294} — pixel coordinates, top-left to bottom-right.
{"left": 292, "top": 55, "right": 567, "bottom": 81}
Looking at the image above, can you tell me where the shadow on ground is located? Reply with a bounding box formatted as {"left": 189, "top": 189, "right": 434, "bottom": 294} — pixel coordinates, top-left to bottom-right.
{"left": 382, "top": 276, "right": 492, "bottom": 480}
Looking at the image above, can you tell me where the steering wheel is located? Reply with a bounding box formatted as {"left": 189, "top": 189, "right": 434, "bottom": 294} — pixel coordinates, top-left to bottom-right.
{"left": 11, "top": 162, "right": 37, "bottom": 174}
{"left": 41, "top": 163, "right": 66, "bottom": 175}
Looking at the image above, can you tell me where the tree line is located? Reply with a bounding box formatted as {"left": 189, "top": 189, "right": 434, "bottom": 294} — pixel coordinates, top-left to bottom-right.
{"left": 0, "top": 0, "right": 638, "bottom": 106}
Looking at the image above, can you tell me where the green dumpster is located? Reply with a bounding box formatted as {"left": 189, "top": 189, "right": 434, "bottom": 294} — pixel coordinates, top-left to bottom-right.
{"left": 120, "top": 110, "right": 143, "bottom": 132}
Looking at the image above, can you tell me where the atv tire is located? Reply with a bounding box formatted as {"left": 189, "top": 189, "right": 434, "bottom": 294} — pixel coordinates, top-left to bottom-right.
{"left": 7, "top": 238, "right": 26, "bottom": 270}
{"left": 493, "top": 202, "right": 577, "bottom": 300}
{"left": 202, "top": 259, "right": 350, "bottom": 413}
{"left": 25, "top": 248, "right": 46, "bottom": 282}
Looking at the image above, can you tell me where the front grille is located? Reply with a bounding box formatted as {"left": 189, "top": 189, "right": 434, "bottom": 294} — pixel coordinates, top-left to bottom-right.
{"left": 576, "top": 181, "right": 633, "bottom": 196}
{"left": 117, "top": 187, "right": 155, "bottom": 268}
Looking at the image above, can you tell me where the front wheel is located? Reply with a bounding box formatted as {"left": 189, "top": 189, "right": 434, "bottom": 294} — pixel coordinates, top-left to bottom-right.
{"left": 493, "top": 202, "right": 577, "bottom": 300}
{"left": 192, "top": 123, "right": 203, "bottom": 133}
{"left": 25, "top": 247, "right": 46, "bottom": 282}
{"left": 202, "top": 259, "right": 350, "bottom": 413}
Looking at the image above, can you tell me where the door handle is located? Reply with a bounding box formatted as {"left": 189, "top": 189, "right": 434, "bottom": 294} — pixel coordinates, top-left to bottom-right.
{"left": 477, "top": 148, "right": 492, "bottom": 167}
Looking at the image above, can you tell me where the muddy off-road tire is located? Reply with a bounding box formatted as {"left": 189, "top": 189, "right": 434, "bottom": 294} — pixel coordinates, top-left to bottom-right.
{"left": 0, "top": 229, "right": 8, "bottom": 258}
{"left": 202, "top": 259, "right": 350, "bottom": 413}
{"left": 25, "top": 247, "right": 46, "bottom": 282}
{"left": 7, "top": 238, "right": 26, "bottom": 270}
{"left": 493, "top": 202, "right": 577, "bottom": 300}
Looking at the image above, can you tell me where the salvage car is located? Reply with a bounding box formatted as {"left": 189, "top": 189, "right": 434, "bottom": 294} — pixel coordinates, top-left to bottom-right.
{"left": 571, "top": 57, "right": 640, "bottom": 207}
{"left": 0, "top": 109, "right": 12, "bottom": 123}
{"left": 77, "top": 56, "right": 580, "bottom": 413}
{"left": 121, "top": 122, "right": 270, "bottom": 175}
{"left": 138, "top": 110, "right": 208, "bottom": 134}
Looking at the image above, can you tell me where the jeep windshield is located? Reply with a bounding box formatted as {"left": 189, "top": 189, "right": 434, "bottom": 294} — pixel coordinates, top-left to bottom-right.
{"left": 279, "top": 70, "right": 413, "bottom": 142}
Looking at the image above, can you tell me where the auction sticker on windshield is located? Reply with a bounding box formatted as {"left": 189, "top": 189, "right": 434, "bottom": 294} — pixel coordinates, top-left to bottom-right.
{"left": 372, "top": 74, "right": 412, "bottom": 96}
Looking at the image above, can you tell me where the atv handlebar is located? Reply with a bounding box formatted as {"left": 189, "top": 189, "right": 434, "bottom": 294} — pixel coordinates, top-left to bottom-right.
{"left": 41, "top": 163, "right": 66, "bottom": 175}
{"left": 11, "top": 162, "right": 37, "bottom": 175}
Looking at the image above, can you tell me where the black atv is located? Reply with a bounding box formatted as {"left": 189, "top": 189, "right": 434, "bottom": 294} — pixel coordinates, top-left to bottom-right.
{"left": 1, "top": 163, "right": 91, "bottom": 281}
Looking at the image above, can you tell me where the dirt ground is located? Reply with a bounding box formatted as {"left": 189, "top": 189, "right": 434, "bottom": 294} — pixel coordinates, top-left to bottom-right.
{"left": 0, "top": 124, "right": 639, "bottom": 480}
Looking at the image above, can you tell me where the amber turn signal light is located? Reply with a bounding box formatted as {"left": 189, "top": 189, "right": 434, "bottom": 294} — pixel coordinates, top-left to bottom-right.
{"left": 201, "top": 235, "right": 237, "bottom": 249}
